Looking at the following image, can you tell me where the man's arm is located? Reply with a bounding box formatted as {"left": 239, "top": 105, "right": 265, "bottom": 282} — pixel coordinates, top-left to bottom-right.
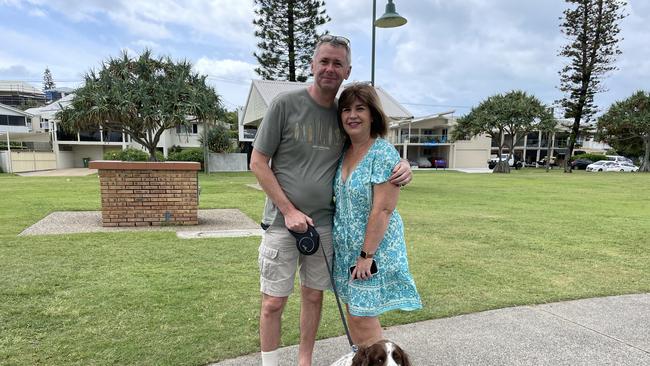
{"left": 250, "top": 148, "right": 313, "bottom": 232}
{"left": 389, "top": 158, "right": 413, "bottom": 186}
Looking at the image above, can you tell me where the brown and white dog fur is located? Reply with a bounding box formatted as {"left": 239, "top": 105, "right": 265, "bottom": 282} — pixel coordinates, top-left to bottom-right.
{"left": 330, "top": 340, "right": 411, "bottom": 366}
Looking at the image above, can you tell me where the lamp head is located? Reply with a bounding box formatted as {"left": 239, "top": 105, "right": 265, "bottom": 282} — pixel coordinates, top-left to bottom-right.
{"left": 375, "top": 0, "right": 407, "bottom": 28}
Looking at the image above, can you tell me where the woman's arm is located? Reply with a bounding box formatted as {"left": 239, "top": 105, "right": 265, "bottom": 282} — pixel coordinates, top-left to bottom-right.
{"left": 351, "top": 182, "right": 400, "bottom": 280}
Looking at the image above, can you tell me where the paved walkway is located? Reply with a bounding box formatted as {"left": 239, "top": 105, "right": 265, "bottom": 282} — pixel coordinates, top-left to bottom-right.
{"left": 16, "top": 168, "right": 98, "bottom": 176}
{"left": 19, "top": 209, "right": 262, "bottom": 237}
{"left": 211, "top": 293, "right": 650, "bottom": 366}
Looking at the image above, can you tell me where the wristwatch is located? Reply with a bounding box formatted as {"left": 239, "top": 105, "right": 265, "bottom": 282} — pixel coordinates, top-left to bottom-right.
{"left": 359, "top": 250, "right": 374, "bottom": 259}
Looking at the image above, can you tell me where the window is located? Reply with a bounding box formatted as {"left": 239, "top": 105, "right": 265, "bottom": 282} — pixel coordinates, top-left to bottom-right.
{"left": 176, "top": 123, "right": 199, "bottom": 134}
{"left": 0, "top": 115, "right": 27, "bottom": 126}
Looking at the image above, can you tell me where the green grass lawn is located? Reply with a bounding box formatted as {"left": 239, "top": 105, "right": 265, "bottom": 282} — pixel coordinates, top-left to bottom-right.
{"left": 1, "top": 170, "right": 649, "bottom": 365}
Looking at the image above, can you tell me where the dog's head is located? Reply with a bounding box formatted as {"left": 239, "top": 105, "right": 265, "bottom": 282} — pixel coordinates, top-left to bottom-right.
{"left": 351, "top": 340, "right": 411, "bottom": 366}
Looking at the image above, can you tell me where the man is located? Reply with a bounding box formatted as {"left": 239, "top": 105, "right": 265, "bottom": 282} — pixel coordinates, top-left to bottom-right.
{"left": 250, "top": 35, "right": 411, "bottom": 366}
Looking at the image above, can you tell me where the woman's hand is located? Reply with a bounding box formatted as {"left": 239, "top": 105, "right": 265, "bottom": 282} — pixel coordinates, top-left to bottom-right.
{"left": 351, "top": 257, "right": 374, "bottom": 280}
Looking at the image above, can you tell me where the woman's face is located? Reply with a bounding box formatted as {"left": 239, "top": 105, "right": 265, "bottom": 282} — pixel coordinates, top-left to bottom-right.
{"left": 340, "top": 98, "right": 372, "bottom": 140}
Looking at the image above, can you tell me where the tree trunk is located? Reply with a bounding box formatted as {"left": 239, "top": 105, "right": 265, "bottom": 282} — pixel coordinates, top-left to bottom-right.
{"left": 148, "top": 146, "right": 157, "bottom": 161}
{"left": 564, "top": 116, "right": 581, "bottom": 173}
{"left": 641, "top": 135, "right": 650, "bottom": 172}
{"left": 494, "top": 161, "right": 510, "bottom": 173}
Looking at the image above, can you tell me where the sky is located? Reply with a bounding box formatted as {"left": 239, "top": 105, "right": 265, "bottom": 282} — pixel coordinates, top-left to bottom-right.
{"left": 1, "top": 0, "right": 648, "bottom": 117}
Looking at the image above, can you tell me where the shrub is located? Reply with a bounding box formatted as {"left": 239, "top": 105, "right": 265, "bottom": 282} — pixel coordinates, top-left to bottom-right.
{"left": 201, "top": 125, "right": 232, "bottom": 153}
{"left": 103, "top": 148, "right": 164, "bottom": 161}
{"left": 168, "top": 147, "right": 204, "bottom": 163}
{"left": 571, "top": 153, "right": 607, "bottom": 162}
{"left": 169, "top": 145, "right": 183, "bottom": 154}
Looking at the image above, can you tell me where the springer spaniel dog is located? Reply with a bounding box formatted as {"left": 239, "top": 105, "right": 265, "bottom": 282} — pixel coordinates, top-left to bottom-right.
{"left": 330, "top": 340, "right": 411, "bottom": 366}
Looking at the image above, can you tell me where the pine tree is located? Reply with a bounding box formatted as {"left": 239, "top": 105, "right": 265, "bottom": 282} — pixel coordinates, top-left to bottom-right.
{"left": 557, "top": 0, "right": 627, "bottom": 172}
{"left": 253, "top": 0, "right": 330, "bottom": 82}
{"left": 43, "top": 67, "right": 56, "bottom": 90}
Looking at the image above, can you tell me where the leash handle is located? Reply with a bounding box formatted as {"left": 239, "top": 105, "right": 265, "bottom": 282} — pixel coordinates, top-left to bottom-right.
{"left": 321, "top": 243, "right": 357, "bottom": 352}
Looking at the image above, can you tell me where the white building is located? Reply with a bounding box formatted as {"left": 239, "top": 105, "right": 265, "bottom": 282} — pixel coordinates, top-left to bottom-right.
{"left": 24, "top": 94, "right": 208, "bottom": 169}
{"left": 239, "top": 80, "right": 491, "bottom": 169}
{"left": 0, "top": 103, "right": 54, "bottom": 173}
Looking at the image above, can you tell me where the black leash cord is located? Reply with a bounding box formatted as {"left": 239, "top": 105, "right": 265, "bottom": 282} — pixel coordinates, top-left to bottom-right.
{"left": 320, "top": 243, "right": 358, "bottom": 353}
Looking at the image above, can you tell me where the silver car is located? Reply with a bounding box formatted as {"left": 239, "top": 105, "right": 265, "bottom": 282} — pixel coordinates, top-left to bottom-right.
{"left": 586, "top": 160, "right": 612, "bottom": 172}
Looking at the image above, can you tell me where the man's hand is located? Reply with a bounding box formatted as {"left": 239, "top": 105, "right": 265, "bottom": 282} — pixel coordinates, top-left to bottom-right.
{"left": 389, "top": 159, "right": 413, "bottom": 186}
{"left": 284, "top": 208, "right": 314, "bottom": 233}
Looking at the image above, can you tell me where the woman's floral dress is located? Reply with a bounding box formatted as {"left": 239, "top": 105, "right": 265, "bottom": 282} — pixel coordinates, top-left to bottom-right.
{"left": 332, "top": 138, "right": 422, "bottom": 317}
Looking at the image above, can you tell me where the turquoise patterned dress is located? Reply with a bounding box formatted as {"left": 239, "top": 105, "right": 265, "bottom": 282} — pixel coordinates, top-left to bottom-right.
{"left": 332, "top": 138, "right": 422, "bottom": 317}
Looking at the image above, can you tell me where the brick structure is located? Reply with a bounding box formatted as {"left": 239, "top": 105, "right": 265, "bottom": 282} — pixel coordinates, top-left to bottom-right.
{"left": 89, "top": 161, "right": 200, "bottom": 227}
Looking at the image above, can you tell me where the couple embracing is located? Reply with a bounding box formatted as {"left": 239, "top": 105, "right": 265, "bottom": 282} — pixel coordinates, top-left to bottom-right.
{"left": 250, "top": 34, "right": 421, "bottom": 366}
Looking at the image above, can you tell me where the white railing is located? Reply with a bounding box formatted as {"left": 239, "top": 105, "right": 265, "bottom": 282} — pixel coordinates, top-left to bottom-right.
{"left": 389, "top": 134, "right": 449, "bottom": 144}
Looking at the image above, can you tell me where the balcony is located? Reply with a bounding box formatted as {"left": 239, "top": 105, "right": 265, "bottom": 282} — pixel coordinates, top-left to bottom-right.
{"left": 390, "top": 134, "right": 448, "bottom": 144}
{"left": 555, "top": 139, "right": 568, "bottom": 148}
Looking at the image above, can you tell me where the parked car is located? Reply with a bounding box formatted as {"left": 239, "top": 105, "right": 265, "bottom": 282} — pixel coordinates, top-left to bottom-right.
{"left": 611, "top": 162, "right": 639, "bottom": 172}
{"left": 586, "top": 160, "right": 614, "bottom": 172}
{"left": 488, "top": 154, "right": 522, "bottom": 169}
{"left": 416, "top": 156, "right": 432, "bottom": 168}
{"left": 537, "top": 156, "right": 558, "bottom": 167}
{"left": 570, "top": 158, "right": 593, "bottom": 170}
{"left": 586, "top": 160, "right": 638, "bottom": 172}
{"left": 606, "top": 155, "right": 633, "bottom": 164}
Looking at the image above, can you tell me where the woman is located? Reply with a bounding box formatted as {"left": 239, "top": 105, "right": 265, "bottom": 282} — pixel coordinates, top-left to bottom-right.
{"left": 332, "top": 83, "right": 421, "bottom": 347}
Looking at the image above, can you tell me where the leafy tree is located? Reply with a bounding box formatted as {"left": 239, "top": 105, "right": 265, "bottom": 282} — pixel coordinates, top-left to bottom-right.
{"left": 597, "top": 91, "right": 650, "bottom": 171}
{"left": 43, "top": 67, "right": 56, "bottom": 90}
{"left": 557, "top": 0, "right": 627, "bottom": 172}
{"left": 57, "top": 50, "right": 223, "bottom": 161}
{"left": 452, "top": 90, "right": 554, "bottom": 173}
{"left": 253, "top": 0, "right": 330, "bottom": 82}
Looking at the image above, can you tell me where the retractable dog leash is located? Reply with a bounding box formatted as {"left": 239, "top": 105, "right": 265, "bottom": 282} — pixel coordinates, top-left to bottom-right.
{"left": 320, "top": 243, "right": 358, "bottom": 353}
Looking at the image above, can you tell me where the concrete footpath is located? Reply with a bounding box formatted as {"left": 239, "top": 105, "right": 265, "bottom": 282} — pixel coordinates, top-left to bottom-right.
{"left": 211, "top": 293, "right": 650, "bottom": 366}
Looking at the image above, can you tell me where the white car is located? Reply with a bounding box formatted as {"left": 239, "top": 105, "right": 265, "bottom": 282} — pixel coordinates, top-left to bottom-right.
{"left": 416, "top": 157, "right": 432, "bottom": 168}
{"left": 586, "top": 160, "right": 615, "bottom": 172}
{"left": 586, "top": 160, "right": 639, "bottom": 172}
{"left": 610, "top": 162, "right": 639, "bottom": 172}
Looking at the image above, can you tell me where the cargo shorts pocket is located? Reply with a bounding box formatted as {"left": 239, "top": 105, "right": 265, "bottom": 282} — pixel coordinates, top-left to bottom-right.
{"left": 258, "top": 244, "right": 280, "bottom": 280}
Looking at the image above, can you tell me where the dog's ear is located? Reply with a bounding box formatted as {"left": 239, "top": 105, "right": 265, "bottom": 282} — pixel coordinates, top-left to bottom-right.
{"left": 392, "top": 343, "right": 411, "bottom": 366}
{"left": 351, "top": 347, "right": 369, "bottom": 366}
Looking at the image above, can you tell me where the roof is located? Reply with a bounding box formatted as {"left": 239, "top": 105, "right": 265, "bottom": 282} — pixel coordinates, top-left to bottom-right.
{"left": 0, "top": 81, "right": 44, "bottom": 96}
{"left": 25, "top": 93, "right": 75, "bottom": 118}
{"left": 241, "top": 79, "right": 413, "bottom": 126}
{"left": 0, "top": 102, "right": 34, "bottom": 117}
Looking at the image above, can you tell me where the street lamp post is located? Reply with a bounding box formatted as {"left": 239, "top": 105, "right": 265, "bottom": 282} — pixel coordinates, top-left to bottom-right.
{"left": 371, "top": 0, "right": 407, "bottom": 86}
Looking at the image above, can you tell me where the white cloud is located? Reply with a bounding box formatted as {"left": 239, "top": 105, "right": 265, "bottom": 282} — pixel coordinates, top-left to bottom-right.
{"left": 193, "top": 57, "right": 256, "bottom": 82}
{"left": 15, "top": 0, "right": 255, "bottom": 48}
{"left": 28, "top": 8, "right": 46, "bottom": 17}
{"left": 132, "top": 39, "right": 161, "bottom": 50}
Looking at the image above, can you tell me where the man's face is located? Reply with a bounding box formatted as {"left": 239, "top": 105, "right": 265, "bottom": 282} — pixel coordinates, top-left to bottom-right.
{"left": 311, "top": 43, "right": 351, "bottom": 92}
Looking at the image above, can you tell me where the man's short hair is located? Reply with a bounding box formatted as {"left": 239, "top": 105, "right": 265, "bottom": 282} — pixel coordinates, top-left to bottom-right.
{"left": 313, "top": 34, "right": 352, "bottom": 66}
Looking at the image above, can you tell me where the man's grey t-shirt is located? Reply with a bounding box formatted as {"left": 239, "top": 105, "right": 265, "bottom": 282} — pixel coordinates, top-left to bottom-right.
{"left": 253, "top": 88, "right": 345, "bottom": 227}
